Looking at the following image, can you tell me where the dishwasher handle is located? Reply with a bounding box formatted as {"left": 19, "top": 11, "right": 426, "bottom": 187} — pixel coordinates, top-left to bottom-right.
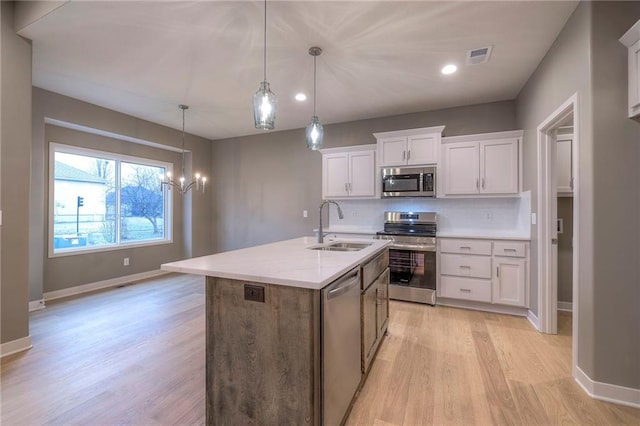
{"left": 326, "top": 268, "right": 360, "bottom": 300}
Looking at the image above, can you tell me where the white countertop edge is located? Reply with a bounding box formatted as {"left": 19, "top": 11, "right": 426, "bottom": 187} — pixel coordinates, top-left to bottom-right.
{"left": 437, "top": 232, "right": 530, "bottom": 241}
{"left": 160, "top": 264, "right": 327, "bottom": 289}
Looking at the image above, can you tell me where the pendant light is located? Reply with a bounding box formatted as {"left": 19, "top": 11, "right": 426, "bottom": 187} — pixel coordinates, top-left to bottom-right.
{"left": 306, "top": 46, "right": 323, "bottom": 150}
{"left": 160, "top": 105, "right": 207, "bottom": 195}
{"left": 253, "top": 0, "right": 277, "bottom": 130}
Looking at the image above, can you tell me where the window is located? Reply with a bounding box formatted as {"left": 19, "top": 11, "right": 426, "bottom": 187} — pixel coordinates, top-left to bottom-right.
{"left": 50, "top": 143, "right": 172, "bottom": 256}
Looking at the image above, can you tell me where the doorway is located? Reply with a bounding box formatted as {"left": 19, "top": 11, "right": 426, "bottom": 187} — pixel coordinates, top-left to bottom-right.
{"left": 536, "top": 93, "right": 579, "bottom": 374}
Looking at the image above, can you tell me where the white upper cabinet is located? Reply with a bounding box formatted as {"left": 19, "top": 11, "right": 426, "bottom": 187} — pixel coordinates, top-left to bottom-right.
{"left": 443, "top": 142, "right": 479, "bottom": 194}
{"left": 620, "top": 19, "right": 640, "bottom": 118}
{"left": 556, "top": 134, "right": 573, "bottom": 195}
{"left": 374, "top": 126, "right": 445, "bottom": 167}
{"left": 480, "top": 139, "right": 518, "bottom": 194}
{"left": 441, "top": 130, "right": 522, "bottom": 197}
{"left": 321, "top": 145, "right": 376, "bottom": 199}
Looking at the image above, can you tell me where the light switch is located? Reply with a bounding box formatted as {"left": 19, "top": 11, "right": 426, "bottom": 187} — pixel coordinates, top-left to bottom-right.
{"left": 531, "top": 213, "right": 537, "bottom": 225}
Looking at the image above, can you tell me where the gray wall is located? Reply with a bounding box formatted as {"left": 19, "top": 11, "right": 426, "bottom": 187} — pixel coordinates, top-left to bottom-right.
{"left": 31, "top": 88, "right": 213, "bottom": 299}
{"left": 211, "top": 101, "right": 516, "bottom": 253}
{"left": 516, "top": 1, "right": 640, "bottom": 390}
{"left": 557, "top": 197, "right": 573, "bottom": 303}
{"left": 1, "top": 1, "right": 31, "bottom": 344}
{"left": 590, "top": 1, "right": 640, "bottom": 390}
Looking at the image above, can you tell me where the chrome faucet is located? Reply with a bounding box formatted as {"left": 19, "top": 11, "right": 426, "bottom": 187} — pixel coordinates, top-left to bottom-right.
{"left": 317, "top": 200, "right": 344, "bottom": 243}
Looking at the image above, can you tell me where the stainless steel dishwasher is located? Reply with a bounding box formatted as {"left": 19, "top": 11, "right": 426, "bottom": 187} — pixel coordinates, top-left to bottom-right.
{"left": 322, "top": 267, "right": 361, "bottom": 426}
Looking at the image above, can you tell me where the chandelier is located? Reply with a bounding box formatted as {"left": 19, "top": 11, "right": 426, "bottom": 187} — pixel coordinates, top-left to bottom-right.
{"left": 160, "top": 104, "right": 206, "bottom": 195}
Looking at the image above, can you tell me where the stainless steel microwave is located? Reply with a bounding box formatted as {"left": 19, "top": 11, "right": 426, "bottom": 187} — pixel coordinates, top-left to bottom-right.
{"left": 381, "top": 166, "right": 436, "bottom": 198}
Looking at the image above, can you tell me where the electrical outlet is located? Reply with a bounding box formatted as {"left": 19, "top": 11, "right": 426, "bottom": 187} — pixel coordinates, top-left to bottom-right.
{"left": 123, "top": 257, "right": 130, "bottom": 266}
{"left": 244, "top": 284, "right": 265, "bottom": 303}
{"left": 303, "top": 210, "right": 308, "bottom": 218}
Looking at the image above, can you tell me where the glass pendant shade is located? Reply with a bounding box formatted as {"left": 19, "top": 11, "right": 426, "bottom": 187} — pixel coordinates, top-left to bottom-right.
{"left": 253, "top": 81, "right": 277, "bottom": 130}
{"left": 305, "top": 115, "right": 324, "bottom": 150}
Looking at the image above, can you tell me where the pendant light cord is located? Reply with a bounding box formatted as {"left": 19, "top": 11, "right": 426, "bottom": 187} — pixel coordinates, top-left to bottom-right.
{"left": 181, "top": 106, "right": 186, "bottom": 177}
{"left": 313, "top": 54, "right": 317, "bottom": 116}
{"left": 263, "top": 0, "right": 267, "bottom": 82}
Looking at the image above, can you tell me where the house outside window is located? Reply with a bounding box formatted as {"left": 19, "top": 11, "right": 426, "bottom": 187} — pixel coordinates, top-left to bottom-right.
{"left": 50, "top": 143, "right": 172, "bottom": 256}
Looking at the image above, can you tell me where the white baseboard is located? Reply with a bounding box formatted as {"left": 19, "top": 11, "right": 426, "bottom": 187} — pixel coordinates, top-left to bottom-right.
{"left": 437, "top": 298, "right": 528, "bottom": 317}
{"left": 29, "top": 299, "right": 46, "bottom": 312}
{"left": 558, "top": 301, "right": 573, "bottom": 312}
{"left": 575, "top": 366, "right": 640, "bottom": 408}
{"left": 44, "top": 269, "right": 168, "bottom": 301}
{"left": 0, "top": 335, "right": 32, "bottom": 358}
{"left": 527, "top": 309, "right": 540, "bottom": 331}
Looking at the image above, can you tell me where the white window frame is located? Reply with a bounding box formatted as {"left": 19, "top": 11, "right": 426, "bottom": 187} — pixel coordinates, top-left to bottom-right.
{"left": 49, "top": 142, "right": 174, "bottom": 257}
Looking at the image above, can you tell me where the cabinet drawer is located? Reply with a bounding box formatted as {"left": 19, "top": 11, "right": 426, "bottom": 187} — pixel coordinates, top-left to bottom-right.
{"left": 440, "top": 239, "right": 492, "bottom": 255}
{"left": 440, "top": 253, "right": 492, "bottom": 279}
{"left": 440, "top": 276, "right": 492, "bottom": 302}
{"left": 493, "top": 241, "right": 526, "bottom": 258}
{"left": 362, "top": 250, "right": 389, "bottom": 289}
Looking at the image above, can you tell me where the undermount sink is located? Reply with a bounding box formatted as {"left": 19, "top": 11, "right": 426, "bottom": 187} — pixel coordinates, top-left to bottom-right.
{"left": 309, "top": 241, "right": 374, "bottom": 252}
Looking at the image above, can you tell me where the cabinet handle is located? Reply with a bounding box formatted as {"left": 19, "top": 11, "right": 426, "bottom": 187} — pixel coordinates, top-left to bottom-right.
{"left": 349, "top": 183, "right": 353, "bottom": 192}
{"left": 407, "top": 150, "right": 411, "bottom": 160}
{"left": 460, "top": 246, "right": 471, "bottom": 250}
{"left": 460, "top": 288, "right": 471, "bottom": 293}
{"left": 344, "top": 182, "right": 349, "bottom": 192}
{"left": 402, "top": 150, "right": 406, "bottom": 160}
{"left": 504, "top": 248, "right": 517, "bottom": 252}
{"left": 496, "top": 267, "right": 499, "bottom": 277}
{"left": 476, "top": 179, "right": 479, "bottom": 189}
{"left": 482, "top": 178, "right": 485, "bottom": 189}
{"left": 459, "top": 265, "right": 471, "bottom": 269}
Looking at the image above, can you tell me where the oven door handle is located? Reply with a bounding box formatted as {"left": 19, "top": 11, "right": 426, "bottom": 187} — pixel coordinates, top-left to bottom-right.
{"left": 390, "top": 244, "right": 436, "bottom": 252}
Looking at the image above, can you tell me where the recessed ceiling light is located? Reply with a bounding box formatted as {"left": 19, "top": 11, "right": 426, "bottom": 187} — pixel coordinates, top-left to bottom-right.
{"left": 441, "top": 64, "right": 457, "bottom": 75}
{"left": 295, "top": 93, "right": 307, "bottom": 101}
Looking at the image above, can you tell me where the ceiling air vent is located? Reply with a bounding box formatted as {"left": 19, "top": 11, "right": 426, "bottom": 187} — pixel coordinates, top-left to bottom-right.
{"left": 466, "top": 45, "right": 493, "bottom": 65}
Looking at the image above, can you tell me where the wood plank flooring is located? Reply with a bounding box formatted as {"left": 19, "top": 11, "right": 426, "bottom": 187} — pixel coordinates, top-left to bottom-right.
{"left": 1, "top": 274, "right": 638, "bottom": 425}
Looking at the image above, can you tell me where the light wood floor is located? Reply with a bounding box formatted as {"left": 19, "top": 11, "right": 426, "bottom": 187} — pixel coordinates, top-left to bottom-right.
{"left": 1, "top": 274, "right": 638, "bottom": 425}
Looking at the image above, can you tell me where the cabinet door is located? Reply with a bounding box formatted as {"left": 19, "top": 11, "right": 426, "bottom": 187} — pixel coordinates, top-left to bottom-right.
{"left": 443, "top": 142, "right": 480, "bottom": 195}
{"left": 480, "top": 139, "right": 518, "bottom": 194}
{"left": 362, "top": 283, "right": 378, "bottom": 372}
{"left": 377, "top": 137, "right": 407, "bottom": 167}
{"left": 557, "top": 138, "right": 573, "bottom": 193}
{"left": 349, "top": 150, "right": 375, "bottom": 197}
{"left": 492, "top": 257, "right": 526, "bottom": 307}
{"left": 407, "top": 134, "right": 438, "bottom": 165}
{"left": 322, "top": 153, "right": 349, "bottom": 199}
{"left": 375, "top": 269, "right": 389, "bottom": 335}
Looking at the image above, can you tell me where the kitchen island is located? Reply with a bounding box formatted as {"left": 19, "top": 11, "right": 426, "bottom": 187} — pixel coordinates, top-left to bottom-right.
{"left": 161, "top": 236, "right": 390, "bottom": 426}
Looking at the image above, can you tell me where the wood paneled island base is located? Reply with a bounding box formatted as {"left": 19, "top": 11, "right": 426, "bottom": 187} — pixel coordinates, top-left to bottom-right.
{"left": 206, "top": 277, "right": 322, "bottom": 425}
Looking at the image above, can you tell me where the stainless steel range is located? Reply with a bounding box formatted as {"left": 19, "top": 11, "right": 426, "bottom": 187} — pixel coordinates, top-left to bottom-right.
{"left": 376, "top": 211, "right": 437, "bottom": 305}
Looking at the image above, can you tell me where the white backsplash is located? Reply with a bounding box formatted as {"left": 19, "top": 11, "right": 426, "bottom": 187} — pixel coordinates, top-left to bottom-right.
{"left": 329, "top": 191, "right": 531, "bottom": 236}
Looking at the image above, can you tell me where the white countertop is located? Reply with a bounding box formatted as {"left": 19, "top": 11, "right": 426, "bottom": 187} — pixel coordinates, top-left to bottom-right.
{"left": 437, "top": 231, "right": 530, "bottom": 240}
{"left": 161, "top": 236, "right": 390, "bottom": 290}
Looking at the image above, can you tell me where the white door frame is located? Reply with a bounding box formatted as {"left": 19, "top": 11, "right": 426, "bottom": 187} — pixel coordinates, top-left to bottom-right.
{"left": 536, "top": 93, "right": 579, "bottom": 367}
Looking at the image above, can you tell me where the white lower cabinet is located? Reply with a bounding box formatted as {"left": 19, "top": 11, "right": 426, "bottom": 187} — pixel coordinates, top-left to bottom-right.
{"left": 438, "top": 237, "right": 529, "bottom": 308}
{"left": 440, "top": 276, "right": 492, "bottom": 303}
{"left": 493, "top": 257, "right": 526, "bottom": 306}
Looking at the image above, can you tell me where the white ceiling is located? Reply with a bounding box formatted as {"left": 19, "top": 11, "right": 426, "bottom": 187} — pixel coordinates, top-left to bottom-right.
{"left": 19, "top": 1, "right": 579, "bottom": 141}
